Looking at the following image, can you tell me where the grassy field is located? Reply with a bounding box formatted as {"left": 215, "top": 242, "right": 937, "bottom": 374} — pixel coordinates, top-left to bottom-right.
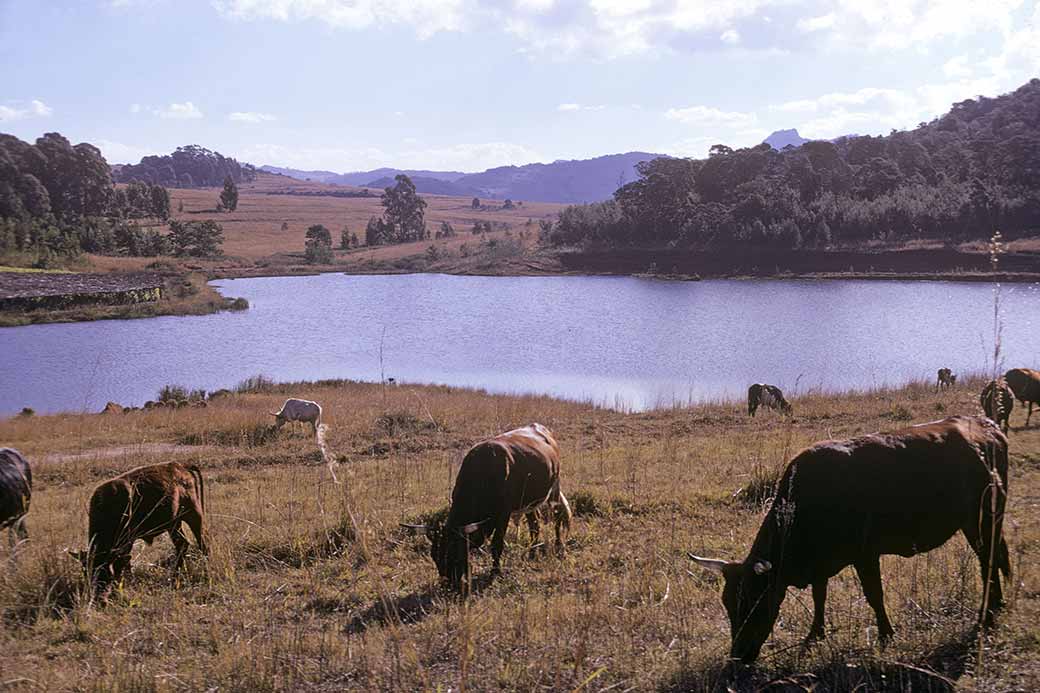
{"left": 1, "top": 376, "right": 1038, "bottom": 691}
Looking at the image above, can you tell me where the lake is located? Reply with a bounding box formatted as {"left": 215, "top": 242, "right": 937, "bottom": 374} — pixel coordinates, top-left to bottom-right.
{"left": 2, "top": 274, "right": 1039, "bottom": 416}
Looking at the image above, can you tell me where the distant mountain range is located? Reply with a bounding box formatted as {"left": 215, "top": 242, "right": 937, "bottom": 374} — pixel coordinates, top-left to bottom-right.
{"left": 260, "top": 165, "right": 469, "bottom": 186}
{"left": 262, "top": 152, "right": 663, "bottom": 204}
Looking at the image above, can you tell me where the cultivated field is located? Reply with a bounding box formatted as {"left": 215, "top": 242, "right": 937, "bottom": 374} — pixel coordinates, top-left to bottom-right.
{"left": 1, "top": 377, "right": 1038, "bottom": 691}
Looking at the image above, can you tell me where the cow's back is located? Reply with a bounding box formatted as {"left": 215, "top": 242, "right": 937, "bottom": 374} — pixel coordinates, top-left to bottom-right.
{"left": 0, "top": 448, "right": 31, "bottom": 529}
{"left": 759, "top": 416, "right": 1006, "bottom": 587}
{"left": 448, "top": 424, "right": 560, "bottom": 527}
{"left": 89, "top": 462, "right": 198, "bottom": 550}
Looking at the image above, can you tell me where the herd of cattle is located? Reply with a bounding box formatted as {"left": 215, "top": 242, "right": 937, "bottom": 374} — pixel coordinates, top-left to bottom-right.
{"left": 1, "top": 367, "right": 1039, "bottom": 665}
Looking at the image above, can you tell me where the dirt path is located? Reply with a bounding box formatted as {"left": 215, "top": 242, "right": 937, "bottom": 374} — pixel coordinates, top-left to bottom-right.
{"left": 41, "top": 443, "right": 212, "bottom": 464}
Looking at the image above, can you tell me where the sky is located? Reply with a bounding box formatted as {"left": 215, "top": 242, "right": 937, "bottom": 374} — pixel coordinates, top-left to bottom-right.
{"left": 1, "top": 0, "right": 1038, "bottom": 173}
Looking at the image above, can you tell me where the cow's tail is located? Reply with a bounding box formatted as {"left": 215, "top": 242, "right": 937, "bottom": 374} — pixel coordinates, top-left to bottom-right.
{"left": 188, "top": 464, "right": 205, "bottom": 513}
{"left": 316, "top": 423, "right": 341, "bottom": 483}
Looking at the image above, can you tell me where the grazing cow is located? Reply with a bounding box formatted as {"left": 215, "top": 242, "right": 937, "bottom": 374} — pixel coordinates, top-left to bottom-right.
{"left": 981, "top": 379, "right": 1014, "bottom": 433}
{"left": 0, "top": 449, "right": 31, "bottom": 551}
{"left": 1005, "top": 368, "right": 1040, "bottom": 427}
{"left": 71, "top": 461, "right": 208, "bottom": 593}
{"left": 747, "top": 384, "right": 792, "bottom": 417}
{"left": 402, "top": 423, "right": 572, "bottom": 589}
{"left": 690, "top": 416, "right": 1009, "bottom": 664}
{"left": 271, "top": 398, "right": 323, "bottom": 434}
{"left": 936, "top": 368, "right": 957, "bottom": 391}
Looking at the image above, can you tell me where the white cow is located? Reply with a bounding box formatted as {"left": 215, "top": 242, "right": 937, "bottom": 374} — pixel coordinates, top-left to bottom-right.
{"left": 271, "top": 398, "right": 323, "bottom": 434}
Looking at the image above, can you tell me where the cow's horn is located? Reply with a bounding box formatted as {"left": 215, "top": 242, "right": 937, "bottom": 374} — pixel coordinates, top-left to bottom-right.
{"left": 753, "top": 560, "right": 773, "bottom": 575}
{"left": 688, "top": 553, "right": 729, "bottom": 572}
{"left": 461, "top": 521, "right": 484, "bottom": 535}
{"left": 399, "top": 523, "right": 428, "bottom": 536}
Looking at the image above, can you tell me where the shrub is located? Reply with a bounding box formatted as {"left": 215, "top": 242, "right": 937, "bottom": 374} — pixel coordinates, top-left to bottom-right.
{"left": 236, "top": 374, "right": 276, "bottom": 393}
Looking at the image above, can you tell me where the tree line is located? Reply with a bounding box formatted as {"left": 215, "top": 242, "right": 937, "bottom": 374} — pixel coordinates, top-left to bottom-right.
{"left": 113, "top": 144, "right": 256, "bottom": 188}
{"left": 1, "top": 132, "right": 224, "bottom": 265}
{"left": 546, "top": 78, "right": 1040, "bottom": 250}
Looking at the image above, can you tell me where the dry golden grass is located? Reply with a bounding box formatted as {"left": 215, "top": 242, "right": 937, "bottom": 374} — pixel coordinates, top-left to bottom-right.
{"left": 1, "top": 377, "right": 1038, "bottom": 691}
{"left": 109, "top": 174, "right": 563, "bottom": 275}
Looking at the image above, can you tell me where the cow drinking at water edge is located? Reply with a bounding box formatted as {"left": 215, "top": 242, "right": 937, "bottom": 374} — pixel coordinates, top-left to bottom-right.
{"left": 402, "top": 423, "right": 572, "bottom": 590}
{"left": 690, "top": 415, "right": 1009, "bottom": 664}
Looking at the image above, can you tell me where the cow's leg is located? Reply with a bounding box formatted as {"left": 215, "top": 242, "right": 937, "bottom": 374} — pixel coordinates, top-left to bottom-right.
{"left": 169, "top": 524, "right": 190, "bottom": 573}
{"left": 524, "top": 512, "right": 541, "bottom": 557}
{"left": 962, "top": 506, "right": 1005, "bottom": 625}
{"left": 806, "top": 579, "right": 828, "bottom": 642}
{"left": 1028, "top": 402, "right": 1034, "bottom": 426}
{"left": 184, "top": 508, "right": 209, "bottom": 557}
{"left": 489, "top": 515, "right": 510, "bottom": 576}
{"left": 15, "top": 517, "right": 27, "bottom": 544}
{"left": 854, "top": 557, "right": 894, "bottom": 643}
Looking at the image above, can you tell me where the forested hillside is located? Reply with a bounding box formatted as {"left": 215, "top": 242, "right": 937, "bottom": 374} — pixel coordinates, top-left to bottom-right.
{"left": 548, "top": 79, "right": 1040, "bottom": 249}
{"left": 114, "top": 145, "right": 256, "bottom": 188}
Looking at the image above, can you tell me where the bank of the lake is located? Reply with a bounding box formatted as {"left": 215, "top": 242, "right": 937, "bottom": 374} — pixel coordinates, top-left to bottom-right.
{"left": 0, "top": 271, "right": 248, "bottom": 327}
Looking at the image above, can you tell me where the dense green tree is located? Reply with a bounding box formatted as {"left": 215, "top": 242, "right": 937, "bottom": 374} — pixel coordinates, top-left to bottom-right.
{"left": 168, "top": 219, "right": 224, "bottom": 257}
{"left": 380, "top": 174, "right": 427, "bottom": 242}
{"left": 220, "top": 175, "right": 239, "bottom": 212}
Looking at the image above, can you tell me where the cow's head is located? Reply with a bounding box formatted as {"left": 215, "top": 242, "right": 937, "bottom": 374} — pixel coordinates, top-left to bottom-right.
{"left": 401, "top": 520, "right": 485, "bottom": 589}
{"left": 67, "top": 548, "right": 118, "bottom": 592}
{"left": 689, "top": 553, "right": 781, "bottom": 664}
{"left": 780, "top": 399, "right": 793, "bottom": 414}
{"left": 270, "top": 411, "right": 286, "bottom": 428}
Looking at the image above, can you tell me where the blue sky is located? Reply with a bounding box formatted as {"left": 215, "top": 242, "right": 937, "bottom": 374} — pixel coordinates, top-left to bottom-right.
{"left": 1, "top": 0, "right": 1038, "bottom": 172}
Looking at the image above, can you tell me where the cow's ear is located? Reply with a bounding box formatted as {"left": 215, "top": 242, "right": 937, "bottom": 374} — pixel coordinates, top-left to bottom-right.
{"left": 753, "top": 560, "right": 773, "bottom": 575}
{"left": 461, "top": 521, "right": 484, "bottom": 535}
{"left": 66, "top": 548, "right": 87, "bottom": 567}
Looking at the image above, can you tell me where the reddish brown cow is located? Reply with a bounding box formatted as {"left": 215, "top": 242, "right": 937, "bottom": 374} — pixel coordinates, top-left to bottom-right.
{"left": 1005, "top": 368, "right": 1040, "bottom": 426}
{"left": 691, "top": 416, "right": 1009, "bottom": 664}
{"left": 403, "top": 423, "right": 572, "bottom": 589}
{"left": 72, "top": 461, "right": 207, "bottom": 592}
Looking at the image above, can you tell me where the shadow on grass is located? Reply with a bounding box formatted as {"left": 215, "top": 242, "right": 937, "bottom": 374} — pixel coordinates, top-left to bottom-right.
{"left": 659, "top": 628, "right": 978, "bottom": 693}
{"left": 344, "top": 572, "right": 500, "bottom": 635}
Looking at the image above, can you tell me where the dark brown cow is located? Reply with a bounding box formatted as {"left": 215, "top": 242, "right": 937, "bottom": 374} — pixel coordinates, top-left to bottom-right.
{"left": 1, "top": 448, "right": 31, "bottom": 550}
{"left": 747, "top": 384, "right": 792, "bottom": 417}
{"left": 935, "top": 368, "right": 957, "bottom": 391}
{"left": 981, "top": 378, "right": 1014, "bottom": 433}
{"left": 1005, "top": 368, "right": 1040, "bottom": 426}
{"left": 402, "top": 423, "right": 572, "bottom": 589}
{"left": 71, "top": 461, "right": 208, "bottom": 592}
{"left": 691, "top": 416, "right": 1009, "bottom": 664}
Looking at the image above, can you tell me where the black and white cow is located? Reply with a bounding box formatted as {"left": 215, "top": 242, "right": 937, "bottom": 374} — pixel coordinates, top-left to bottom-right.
{"left": 747, "top": 384, "right": 792, "bottom": 417}
{"left": 0, "top": 448, "right": 32, "bottom": 551}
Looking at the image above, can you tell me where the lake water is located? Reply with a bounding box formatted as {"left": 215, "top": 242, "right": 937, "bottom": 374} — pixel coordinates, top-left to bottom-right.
{"left": 2, "top": 274, "right": 1039, "bottom": 416}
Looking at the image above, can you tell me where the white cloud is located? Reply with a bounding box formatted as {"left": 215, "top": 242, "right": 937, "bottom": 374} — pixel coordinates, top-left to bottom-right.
{"left": 664, "top": 105, "right": 756, "bottom": 128}
{"left": 208, "top": 1, "right": 1038, "bottom": 61}
{"left": 237, "top": 141, "right": 542, "bottom": 172}
{"left": 557, "top": 102, "right": 606, "bottom": 112}
{"left": 229, "top": 111, "right": 277, "bottom": 123}
{"left": 0, "top": 99, "right": 53, "bottom": 122}
{"left": 795, "top": 12, "right": 835, "bottom": 32}
{"left": 130, "top": 103, "right": 142, "bottom": 114}
{"left": 155, "top": 101, "right": 203, "bottom": 119}
{"left": 95, "top": 139, "right": 163, "bottom": 164}
{"left": 213, "top": 0, "right": 467, "bottom": 38}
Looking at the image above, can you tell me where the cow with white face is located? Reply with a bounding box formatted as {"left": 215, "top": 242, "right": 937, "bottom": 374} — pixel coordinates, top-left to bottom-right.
{"left": 271, "top": 398, "right": 323, "bottom": 434}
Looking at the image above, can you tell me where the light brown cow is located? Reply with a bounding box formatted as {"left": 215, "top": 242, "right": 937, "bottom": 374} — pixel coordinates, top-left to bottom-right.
{"left": 402, "top": 423, "right": 572, "bottom": 589}
{"left": 71, "top": 461, "right": 208, "bottom": 594}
